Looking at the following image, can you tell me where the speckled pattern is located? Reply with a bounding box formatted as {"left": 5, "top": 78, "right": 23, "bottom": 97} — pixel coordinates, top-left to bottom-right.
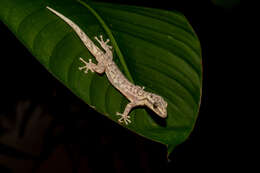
{"left": 46, "top": 6, "right": 167, "bottom": 125}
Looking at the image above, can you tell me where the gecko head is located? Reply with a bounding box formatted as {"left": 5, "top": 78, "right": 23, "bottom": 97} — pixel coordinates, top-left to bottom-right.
{"left": 146, "top": 93, "right": 168, "bottom": 118}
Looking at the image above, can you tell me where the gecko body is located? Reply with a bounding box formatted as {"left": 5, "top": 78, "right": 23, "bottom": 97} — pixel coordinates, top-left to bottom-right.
{"left": 46, "top": 6, "right": 168, "bottom": 124}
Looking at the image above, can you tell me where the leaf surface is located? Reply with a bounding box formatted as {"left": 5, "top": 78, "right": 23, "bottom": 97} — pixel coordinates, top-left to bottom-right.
{"left": 0, "top": 0, "right": 202, "bottom": 155}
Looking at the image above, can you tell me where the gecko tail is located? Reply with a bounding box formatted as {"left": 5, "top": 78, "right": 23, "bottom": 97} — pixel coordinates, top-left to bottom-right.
{"left": 46, "top": 6, "right": 64, "bottom": 19}
{"left": 45, "top": 5, "right": 105, "bottom": 58}
{"left": 46, "top": 6, "right": 54, "bottom": 13}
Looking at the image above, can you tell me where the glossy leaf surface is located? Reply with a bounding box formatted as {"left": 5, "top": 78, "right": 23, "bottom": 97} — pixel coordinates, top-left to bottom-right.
{"left": 0, "top": 0, "right": 202, "bottom": 154}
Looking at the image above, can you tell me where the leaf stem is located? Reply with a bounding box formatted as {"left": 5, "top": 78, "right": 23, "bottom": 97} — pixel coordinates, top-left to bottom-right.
{"left": 77, "top": 0, "right": 135, "bottom": 83}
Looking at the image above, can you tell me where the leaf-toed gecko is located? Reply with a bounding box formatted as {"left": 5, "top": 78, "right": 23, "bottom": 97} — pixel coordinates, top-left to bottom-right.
{"left": 46, "top": 6, "right": 168, "bottom": 125}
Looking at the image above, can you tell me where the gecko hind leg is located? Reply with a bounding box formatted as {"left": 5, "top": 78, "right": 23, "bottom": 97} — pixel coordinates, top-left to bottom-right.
{"left": 116, "top": 101, "right": 143, "bottom": 125}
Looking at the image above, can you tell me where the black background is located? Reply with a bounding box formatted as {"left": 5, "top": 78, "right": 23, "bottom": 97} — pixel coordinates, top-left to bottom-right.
{"left": 0, "top": 0, "right": 244, "bottom": 172}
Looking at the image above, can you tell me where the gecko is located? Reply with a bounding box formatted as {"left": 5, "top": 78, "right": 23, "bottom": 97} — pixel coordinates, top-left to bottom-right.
{"left": 46, "top": 6, "right": 168, "bottom": 125}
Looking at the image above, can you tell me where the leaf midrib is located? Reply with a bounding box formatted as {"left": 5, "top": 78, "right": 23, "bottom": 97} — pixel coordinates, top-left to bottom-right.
{"left": 77, "top": 0, "right": 134, "bottom": 84}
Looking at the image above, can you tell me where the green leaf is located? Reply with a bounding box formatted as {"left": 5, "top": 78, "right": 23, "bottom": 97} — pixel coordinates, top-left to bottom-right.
{"left": 0, "top": 0, "right": 202, "bottom": 155}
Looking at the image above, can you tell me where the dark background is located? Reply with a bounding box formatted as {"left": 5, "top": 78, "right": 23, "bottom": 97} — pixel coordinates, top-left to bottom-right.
{"left": 0, "top": 0, "right": 243, "bottom": 172}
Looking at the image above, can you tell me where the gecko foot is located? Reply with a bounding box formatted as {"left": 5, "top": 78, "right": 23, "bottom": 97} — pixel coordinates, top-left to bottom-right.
{"left": 116, "top": 112, "right": 131, "bottom": 125}
{"left": 94, "top": 35, "right": 112, "bottom": 51}
{"left": 78, "top": 57, "right": 95, "bottom": 73}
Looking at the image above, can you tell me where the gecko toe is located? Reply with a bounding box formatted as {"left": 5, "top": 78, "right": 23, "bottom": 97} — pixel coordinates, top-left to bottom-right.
{"left": 118, "top": 117, "right": 124, "bottom": 124}
{"left": 116, "top": 112, "right": 122, "bottom": 116}
{"left": 126, "top": 118, "right": 131, "bottom": 124}
{"left": 99, "top": 35, "right": 103, "bottom": 41}
{"left": 116, "top": 112, "right": 131, "bottom": 125}
{"left": 124, "top": 118, "right": 131, "bottom": 125}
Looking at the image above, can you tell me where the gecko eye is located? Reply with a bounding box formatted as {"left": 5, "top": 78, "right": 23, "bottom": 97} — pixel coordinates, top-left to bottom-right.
{"left": 153, "top": 103, "right": 158, "bottom": 109}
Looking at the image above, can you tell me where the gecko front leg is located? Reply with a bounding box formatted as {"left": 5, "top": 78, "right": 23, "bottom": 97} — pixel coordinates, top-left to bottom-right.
{"left": 79, "top": 57, "right": 105, "bottom": 74}
{"left": 94, "top": 35, "right": 112, "bottom": 57}
{"left": 116, "top": 100, "right": 145, "bottom": 125}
